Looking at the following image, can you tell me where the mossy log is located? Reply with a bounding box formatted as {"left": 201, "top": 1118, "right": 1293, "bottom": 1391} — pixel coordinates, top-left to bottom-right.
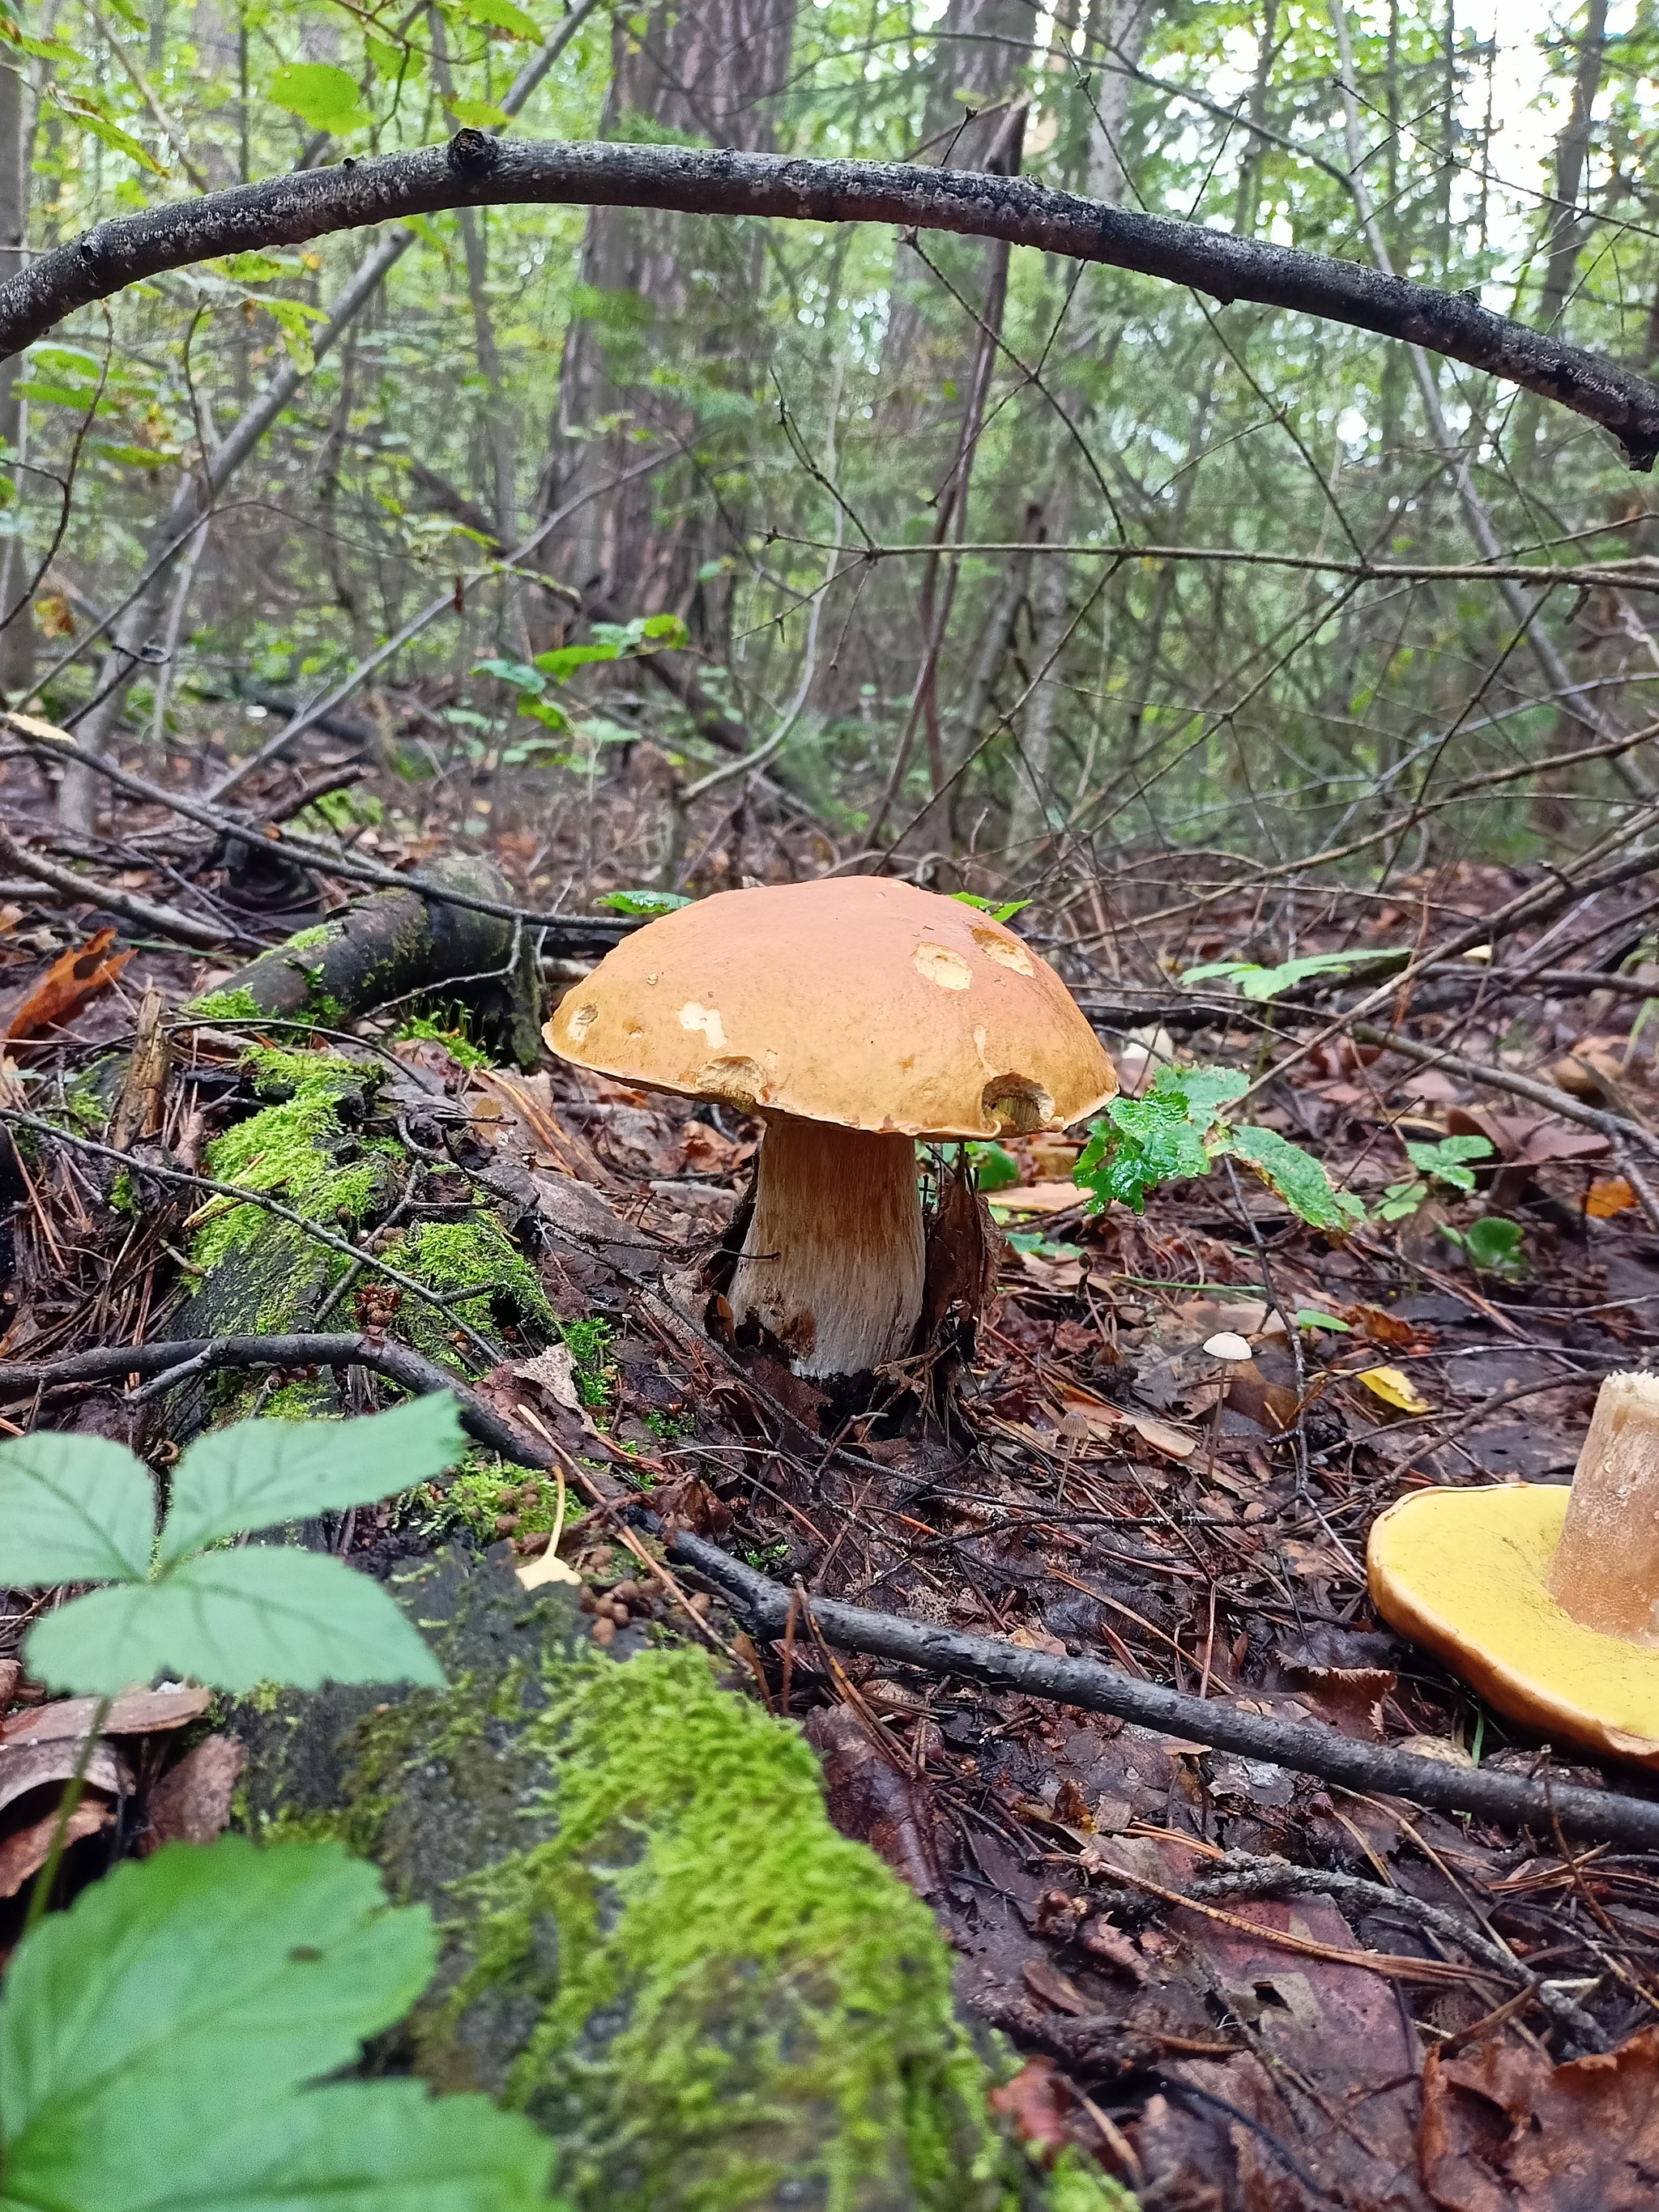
{"left": 231, "top": 1545, "right": 1130, "bottom": 2212}
{"left": 186, "top": 852, "right": 542, "bottom": 1067}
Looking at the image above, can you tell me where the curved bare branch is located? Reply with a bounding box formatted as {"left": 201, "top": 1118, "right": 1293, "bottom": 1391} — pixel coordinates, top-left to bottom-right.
{"left": 5, "top": 131, "right": 1659, "bottom": 465}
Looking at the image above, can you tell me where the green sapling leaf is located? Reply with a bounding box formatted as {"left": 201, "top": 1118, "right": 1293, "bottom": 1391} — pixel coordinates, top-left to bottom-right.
{"left": 26, "top": 1548, "right": 446, "bottom": 1695}
{"left": 1223, "top": 1125, "right": 1367, "bottom": 1233}
{"left": 0, "top": 1433, "right": 154, "bottom": 1587}
{"left": 595, "top": 888, "right": 691, "bottom": 915}
{"left": 160, "top": 1392, "right": 467, "bottom": 1564}
{"left": 0, "top": 1837, "right": 551, "bottom": 2210}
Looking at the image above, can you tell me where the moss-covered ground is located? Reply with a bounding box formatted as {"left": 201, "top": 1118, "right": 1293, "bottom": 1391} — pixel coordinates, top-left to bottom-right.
{"left": 237, "top": 1554, "right": 1130, "bottom": 2212}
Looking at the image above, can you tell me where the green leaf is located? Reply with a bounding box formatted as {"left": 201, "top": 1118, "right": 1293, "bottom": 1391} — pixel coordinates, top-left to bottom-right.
{"left": 261, "top": 296, "right": 319, "bottom": 374}
{"left": 1180, "top": 948, "right": 1405, "bottom": 1002}
{"left": 1294, "top": 1308, "right": 1351, "bottom": 1332}
{"left": 472, "top": 655, "right": 544, "bottom": 693}
{"left": 1223, "top": 1124, "right": 1366, "bottom": 1232}
{"left": 519, "top": 697, "right": 572, "bottom": 731}
{"left": 26, "top": 1549, "right": 446, "bottom": 1694}
{"left": 0, "top": 1433, "right": 153, "bottom": 1587}
{"left": 1403, "top": 1134, "right": 1493, "bottom": 1195}
{"left": 533, "top": 641, "right": 621, "bottom": 682}
{"left": 950, "top": 892, "right": 1031, "bottom": 923}
{"left": 1376, "top": 1179, "right": 1427, "bottom": 1222}
{"left": 46, "top": 88, "right": 166, "bottom": 173}
{"left": 595, "top": 888, "right": 691, "bottom": 914}
{"left": 445, "top": 97, "right": 510, "bottom": 127}
{"left": 636, "top": 612, "right": 690, "bottom": 644}
{"left": 1443, "top": 1216, "right": 1525, "bottom": 1275}
{"left": 966, "top": 1140, "right": 1019, "bottom": 1191}
{"left": 456, "top": 0, "right": 543, "bottom": 36}
{"left": 267, "top": 62, "right": 370, "bottom": 132}
{"left": 1073, "top": 1093, "right": 1212, "bottom": 1216}
{"left": 160, "top": 1396, "right": 467, "bottom": 1565}
{"left": 0, "top": 1835, "right": 550, "bottom": 2212}
{"left": 1149, "top": 1063, "right": 1247, "bottom": 1135}
{"left": 163, "top": 2078, "right": 557, "bottom": 2210}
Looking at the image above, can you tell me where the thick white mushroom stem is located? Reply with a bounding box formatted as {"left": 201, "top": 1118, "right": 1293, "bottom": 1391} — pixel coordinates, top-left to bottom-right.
{"left": 1546, "top": 1370, "right": 1659, "bottom": 1643}
{"left": 727, "top": 1114, "right": 924, "bottom": 1379}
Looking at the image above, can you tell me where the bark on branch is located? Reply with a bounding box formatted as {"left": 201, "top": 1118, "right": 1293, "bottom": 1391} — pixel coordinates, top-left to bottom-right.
{"left": 6, "top": 134, "right": 1659, "bottom": 465}
{"left": 667, "top": 1533, "right": 1659, "bottom": 1850}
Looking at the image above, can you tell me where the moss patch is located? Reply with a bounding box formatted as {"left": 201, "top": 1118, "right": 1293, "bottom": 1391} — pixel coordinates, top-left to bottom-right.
{"left": 237, "top": 1554, "right": 1129, "bottom": 2212}
{"left": 190, "top": 1048, "right": 395, "bottom": 1280}
{"left": 392, "top": 1012, "right": 493, "bottom": 1070}
{"left": 377, "top": 1215, "right": 556, "bottom": 1366}
{"left": 186, "top": 984, "right": 265, "bottom": 1023}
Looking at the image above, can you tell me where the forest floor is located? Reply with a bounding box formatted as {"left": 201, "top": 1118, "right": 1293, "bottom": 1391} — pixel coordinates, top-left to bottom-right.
{"left": 6, "top": 724, "right": 1659, "bottom": 2210}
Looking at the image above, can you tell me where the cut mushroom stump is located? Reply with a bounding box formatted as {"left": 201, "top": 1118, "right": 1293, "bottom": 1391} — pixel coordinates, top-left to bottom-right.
{"left": 543, "top": 877, "right": 1116, "bottom": 1381}
{"left": 1368, "top": 1371, "right": 1659, "bottom": 1769}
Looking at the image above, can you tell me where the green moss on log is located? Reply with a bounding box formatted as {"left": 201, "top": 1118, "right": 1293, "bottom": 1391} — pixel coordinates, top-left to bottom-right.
{"left": 233, "top": 1554, "right": 1129, "bottom": 2212}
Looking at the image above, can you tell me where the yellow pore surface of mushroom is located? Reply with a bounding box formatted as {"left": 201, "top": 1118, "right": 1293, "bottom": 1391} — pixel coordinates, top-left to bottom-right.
{"left": 544, "top": 877, "right": 1116, "bottom": 1137}
{"left": 1367, "top": 1484, "right": 1659, "bottom": 1768}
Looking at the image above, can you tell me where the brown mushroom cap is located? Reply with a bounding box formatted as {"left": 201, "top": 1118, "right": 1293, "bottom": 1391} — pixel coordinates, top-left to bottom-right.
{"left": 546, "top": 878, "right": 1116, "bottom": 1137}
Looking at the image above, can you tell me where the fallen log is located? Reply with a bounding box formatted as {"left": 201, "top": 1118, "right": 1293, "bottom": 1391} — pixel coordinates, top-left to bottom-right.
{"left": 181, "top": 852, "right": 543, "bottom": 1063}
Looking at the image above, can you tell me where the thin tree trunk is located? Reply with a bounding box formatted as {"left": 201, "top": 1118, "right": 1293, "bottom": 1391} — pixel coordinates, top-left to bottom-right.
{"left": 429, "top": 9, "right": 516, "bottom": 543}
{"left": 543, "top": 0, "right": 795, "bottom": 649}
{"left": 0, "top": 42, "right": 33, "bottom": 701}
{"left": 1008, "top": 478, "right": 1074, "bottom": 862}
{"left": 1327, "top": 0, "right": 1652, "bottom": 802}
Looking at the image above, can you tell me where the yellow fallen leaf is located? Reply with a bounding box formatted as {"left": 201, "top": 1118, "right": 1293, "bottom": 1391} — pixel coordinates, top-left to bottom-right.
{"left": 1588, "top": 1176, "right": 1638, "bottom": 1219}
{"left": 1357, "top": 1365, "right": 1431, "bottom": 1415}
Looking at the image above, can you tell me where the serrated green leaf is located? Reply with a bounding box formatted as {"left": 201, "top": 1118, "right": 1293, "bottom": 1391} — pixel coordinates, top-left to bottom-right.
{"left": 1073, "top": 1093, "right": 1212, "bottom": 1216}
{"left": 595, "top": 888, "right": 691, "bottom": 914}
{"left": 1404, "top": 1135, "right": 1493, "bottom": 1196}
{"left": 159, "top": 2077, "right": 557, "bottom": 2210}
{"left": 1148, "top": 1063, "right": 1247, "bottom": 1134}
{"left": 0, "top": 1433, "right": 153, "bottom": 1587}
{"left": 1224, "top": 1124, "right": 1366, "bottom": 1232}
{"left": 0, "top": 1838, "right": 440, "bottom": 2202}
{"left": 267, "top": 62, "right": 369, "bottom": 131}
{"left": 26, "top": 1549, "right": 446, "bottom": 1694}
{"left": 160, "top": 1396, "right": 467, "bottom": 1564}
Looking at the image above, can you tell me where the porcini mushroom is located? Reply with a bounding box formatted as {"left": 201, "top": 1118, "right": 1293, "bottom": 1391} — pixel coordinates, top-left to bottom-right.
{"left": 544, "top": 878, "right": 1115, "bottom": 1379}
{"left": 1368, "top": 1371, "right": 1659, "bottom": 1767}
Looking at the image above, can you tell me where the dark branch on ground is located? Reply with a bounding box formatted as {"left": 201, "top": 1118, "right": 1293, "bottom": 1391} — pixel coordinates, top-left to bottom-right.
{"left": 666, "top": 1533, "right": 1659, "bottom": 1850}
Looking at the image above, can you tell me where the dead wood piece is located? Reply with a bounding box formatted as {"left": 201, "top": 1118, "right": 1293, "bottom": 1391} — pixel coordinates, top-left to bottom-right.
{"left": 5, "top": 140, "right": 1659, "bottom": 463}
{"left": 0, "top": 821, "right": 235, "bottom": 949}
{"left": 667, "top": 1535, "right": 1659, "bottom": 1850}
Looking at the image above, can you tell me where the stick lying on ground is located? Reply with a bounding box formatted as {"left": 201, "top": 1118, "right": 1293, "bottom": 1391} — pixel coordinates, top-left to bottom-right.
{"left": 667, "top": 1533, "right": 1659, "bottom": 1851}
{"left": 15, "top": 1328, "right": 1659, "bottom": 1847}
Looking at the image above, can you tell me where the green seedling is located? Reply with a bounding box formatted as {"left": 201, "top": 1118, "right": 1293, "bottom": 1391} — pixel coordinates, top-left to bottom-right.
{"left": 0, "top": 1394, "right": 466, "bottom": 1694}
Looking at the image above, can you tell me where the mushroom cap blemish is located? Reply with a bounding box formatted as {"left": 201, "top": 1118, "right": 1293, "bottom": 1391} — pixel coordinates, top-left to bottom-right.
{"left": 544, "top": 876, "right": 1116, "bottom": 1138}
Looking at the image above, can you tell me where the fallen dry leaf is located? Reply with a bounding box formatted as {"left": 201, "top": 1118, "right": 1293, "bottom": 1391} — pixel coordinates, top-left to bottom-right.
{"left": 986, "top": 1181, "right": 1082, "bottom": 1215}
{"left": 514, "top": 1344, "right": 581, "bottom": 1410}
{"left": 1018, "top": 1249, "right": 1084, "bottom": 1291}
{"left": 140, "top": 1734, "right": 245, "bottom": 1852}
{"left": 802, "top": 1703, "right": 945, "bottom": 1899}
{"left": 0, "top": 1686, "right": 211, "bottom": 1745}
{"left": 988, "top": 2057, "right": 1073, "bottom": 2160}
{"left": 4, "top": 927, "right": 134, "bottom": 1041}
{"left": 0, "top": 1796, "right": 112, "bottom": 1899}
{"left": 1020, "top": 1955, "right": 1091, "bottom": 2015}
{"left": 1127, "top": 1411, "right": 1197, "bottom": 1460}
{"left": 1588, "top": 1176, "right": 1639, "bottom": 1219}
{"left": 1422, "top": 2023, "right": 1659, "bottom": 2210}
{"left": 1356, "top": 1364, "right": 1431, "bottom": 1415}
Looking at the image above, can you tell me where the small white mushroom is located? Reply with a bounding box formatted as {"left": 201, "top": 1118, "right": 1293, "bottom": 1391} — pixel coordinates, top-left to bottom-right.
{"left": 1203, "top": 1331, "right": 1252, "bottom": 1363}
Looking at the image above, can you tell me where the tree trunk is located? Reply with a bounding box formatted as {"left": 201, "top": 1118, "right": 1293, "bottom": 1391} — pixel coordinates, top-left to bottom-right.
{"left": 0, "top": 43, "right": 33, "bottom": 701}
{"left": 541, "top": 0, "right": 796, "bottom": 650}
